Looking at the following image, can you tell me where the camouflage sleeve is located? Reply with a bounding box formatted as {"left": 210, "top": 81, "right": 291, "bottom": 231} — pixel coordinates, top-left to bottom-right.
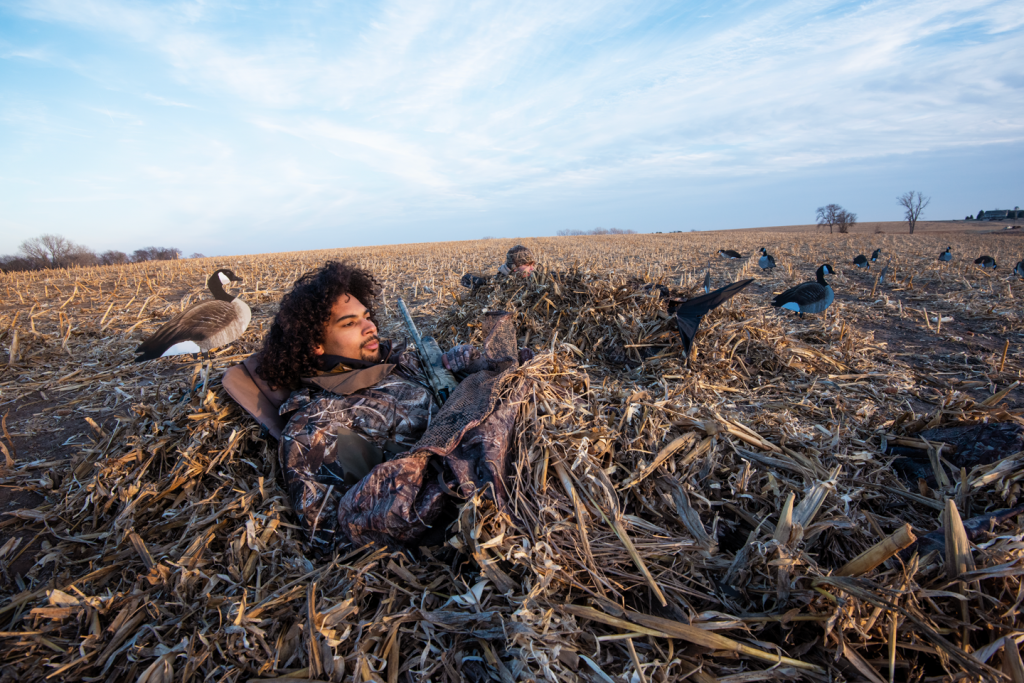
{"left": 279, "top": 409, "right": 347, "bottom": 555}
{"left": 393, "top": 345, "right": 430, "bottom": 385}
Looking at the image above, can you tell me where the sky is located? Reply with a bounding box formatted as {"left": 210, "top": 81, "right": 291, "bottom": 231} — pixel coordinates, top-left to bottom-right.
{"left": 1, "top": 0, "right": 1022, "bottom": 257}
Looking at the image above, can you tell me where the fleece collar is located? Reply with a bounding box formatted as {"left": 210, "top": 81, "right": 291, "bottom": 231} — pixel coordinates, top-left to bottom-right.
{"left": 303, "top": 340, "right": 408, "bottom": 397}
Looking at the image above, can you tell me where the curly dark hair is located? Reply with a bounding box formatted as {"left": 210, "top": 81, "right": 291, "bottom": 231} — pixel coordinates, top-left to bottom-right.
{"left": 256, "top": 261, "right": 381, "bottom": 390}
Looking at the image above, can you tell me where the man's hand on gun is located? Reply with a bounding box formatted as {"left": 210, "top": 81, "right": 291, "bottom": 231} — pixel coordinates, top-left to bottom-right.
{"left": 442, "top": 344, "right": 536, "bottom": 377}
{"left": 442, "top": 344, "right": 484, "bottom": 374}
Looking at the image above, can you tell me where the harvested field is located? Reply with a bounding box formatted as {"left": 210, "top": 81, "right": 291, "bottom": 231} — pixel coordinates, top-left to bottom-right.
{"left": 1, "top": 229, "right": 1023, "bottom": 682}
{"left": 723, "top": 219, "right": 1023, "bottom": 235}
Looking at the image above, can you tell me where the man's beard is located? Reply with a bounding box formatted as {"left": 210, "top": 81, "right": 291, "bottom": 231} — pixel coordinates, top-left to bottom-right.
{"left": 359, "top": 336, "right": 382, "bottom": 362}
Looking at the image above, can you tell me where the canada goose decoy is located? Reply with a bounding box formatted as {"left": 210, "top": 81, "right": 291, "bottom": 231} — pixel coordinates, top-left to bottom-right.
{"left": 135, "top": 269, "right": 251, "bottom": 362}
{"left": 461, "top": 273, "right": 487, "bottom": 290}
{"left": 771, "top": 264, "right": 835, "bottom": 317}
{"left": 758, "top": 248, "right": 776, "bottom": 271}
{"left": 703, "top": 269, "right": 711, "bottom": 294}
{"left": 718, "top": 249, "right": 743, "bottom": 259}
{"left": 670, "top": 279, "right": 754, "bottom": 359}
{"left": 641, "top": 282, "right": 672, "bottom": 299}
{"left": 938, "top": 247, "right": 952, "bottom": 262}
{"left": 974, "top": 255, "right": 997, "bottom": 269}
{"left": 879, "top": 262, "right": 890, "bottom": 285}
{"left": 853, "top": 254, "right": 869, "bottom": 268}
{"left": 1015, "top": 260, "right": 1024, "bottom": 278}
{"left": 871, "top": 248, "right": 881, "bottom": 262}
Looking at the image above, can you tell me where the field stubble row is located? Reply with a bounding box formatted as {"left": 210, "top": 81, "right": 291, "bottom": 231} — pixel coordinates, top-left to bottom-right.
{"left": 0, "top": 230, "right": 1022, "bottom": 681}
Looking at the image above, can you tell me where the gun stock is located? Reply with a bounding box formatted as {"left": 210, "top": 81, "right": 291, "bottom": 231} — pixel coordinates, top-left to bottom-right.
{"left": 397, "top": 298, "right": 459, "bottom": 405}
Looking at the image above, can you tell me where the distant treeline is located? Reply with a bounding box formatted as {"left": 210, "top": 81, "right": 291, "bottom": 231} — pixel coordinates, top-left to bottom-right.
{"left": 556, "top": 227, "right": 637, "bottom": 236}
{"left": 0, "top": 234, "right": 204, "bottom": 272}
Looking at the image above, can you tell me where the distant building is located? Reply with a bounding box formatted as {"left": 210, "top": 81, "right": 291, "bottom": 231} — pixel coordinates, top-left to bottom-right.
{"left": 978, "top": 208, "right": 1021, "bottom": 220}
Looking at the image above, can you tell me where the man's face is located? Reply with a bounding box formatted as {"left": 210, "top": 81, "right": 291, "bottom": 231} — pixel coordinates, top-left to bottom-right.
{"left": 516, "top": 263, "right": 536, "bottom": 278}
{"left": 314, "top": 294, "right": 381, "bottom": 363}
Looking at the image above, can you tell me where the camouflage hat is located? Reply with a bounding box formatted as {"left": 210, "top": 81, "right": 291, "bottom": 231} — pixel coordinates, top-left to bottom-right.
{"left": 505, "top": 245, "right": 535, "bottom": 269}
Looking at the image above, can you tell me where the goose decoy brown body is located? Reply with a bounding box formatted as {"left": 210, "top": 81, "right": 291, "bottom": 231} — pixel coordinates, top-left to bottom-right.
{"left": 670, "top": 279, "right": 754, "bottom": 359}
{"left": 871, "top": 248, "right": 881, "bottom": 262}
{"left": 135, "top": 269, "right": 251, "bottom": 362}
{"left": 718, "top": 249, "right": 742, "bottom": 259}
{"left": 853, "top": 254, "right": 869, "bottom": 268}
{"left": 771, "top": 264, "right": 835, "bottom": 316}
{"left": 939, "top": 247, "right": 952, "bottom": 262}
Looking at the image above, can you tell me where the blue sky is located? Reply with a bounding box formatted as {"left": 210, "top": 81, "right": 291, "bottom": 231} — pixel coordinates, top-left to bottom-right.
{"left": 1, "top": 0, "right": 1022, "bottom": 256}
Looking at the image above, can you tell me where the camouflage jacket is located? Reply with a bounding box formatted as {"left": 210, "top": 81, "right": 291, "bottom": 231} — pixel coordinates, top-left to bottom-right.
{"left": 278, "top": 340, "right": 437, "bottom": 553}
{"left": 280, "top": 313, "right": 525, "bottom": 554}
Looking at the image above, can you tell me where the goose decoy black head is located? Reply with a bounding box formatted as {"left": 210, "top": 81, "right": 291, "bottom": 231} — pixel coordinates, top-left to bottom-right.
{"left": 939, "top": 247, "right": 952, "bottom": 262}
{"left": 771, "top": 264, "right": 835, "bottom": 316}
{"left": 134, "top": 268, "right": 251, "bottom": 362}
{"left": 871, "top": 248, "right": 881, "bottom": 262}
{"left": 853, "top": 254, "right": 869, "bottom": 268}
{"left": 718, "top": 249, "right": 742, "bottom": 259}
{"left": 673, "top": 279, "right": 754, "bottom": 359}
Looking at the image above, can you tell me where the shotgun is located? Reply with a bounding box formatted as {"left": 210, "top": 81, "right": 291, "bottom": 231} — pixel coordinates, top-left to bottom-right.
{"left": 397, "top": 298, "right": 459, "bottom": 405}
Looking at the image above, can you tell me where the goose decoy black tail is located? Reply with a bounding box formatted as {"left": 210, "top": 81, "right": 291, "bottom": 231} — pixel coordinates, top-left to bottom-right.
{"left": 673, "top": 279, "right": 754, "bottom": 358}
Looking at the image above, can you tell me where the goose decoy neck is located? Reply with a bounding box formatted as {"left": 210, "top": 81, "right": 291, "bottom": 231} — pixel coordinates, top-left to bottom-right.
{"left": 208, "top": 269, "right": 242, "bottom": 302}
{"left": 816, "top": 265, "right": 832, "bottom": 284}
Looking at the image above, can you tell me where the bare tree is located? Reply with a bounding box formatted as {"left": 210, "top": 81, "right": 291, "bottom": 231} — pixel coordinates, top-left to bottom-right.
{"left": 0, "top": 254, "right": 37, "bottom": 272}
{"left": 99, "top": 250, "right": 130, "bottom": 266}
{"left": 816, "top": 204, "right": 842, "bottom": 234}
{"left": 19, "top": 234, "right": 94, "bottom": 268}
{"left": 65, "top": 245, "right": 98, "bottom": 267}
{"left": 20, "top": 235, "right": 63, "bottom": 266}
{"left": 836, "top": 209, "right": 857, "bottom": 234}
{"left": 132, "top": 246, "right": 181, "bottom": 262}
{"left": 557, "top": 227, "right": 637, "bottom": 236}
{"left": 897, "top": 191, "right": 930, "bottom": 234}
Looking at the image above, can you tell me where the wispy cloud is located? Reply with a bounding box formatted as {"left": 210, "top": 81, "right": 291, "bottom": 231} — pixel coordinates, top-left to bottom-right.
{"left": 143, "top": 93, "right": 196, "bottom": 108}
{"left": 0, "top": 0, "right": 1022, "bottom": 253}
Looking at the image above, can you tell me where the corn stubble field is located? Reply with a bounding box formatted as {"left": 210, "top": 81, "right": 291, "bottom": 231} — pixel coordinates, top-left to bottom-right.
{"left": 0, "top": 229, "right": 1023, "bottom": 683}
